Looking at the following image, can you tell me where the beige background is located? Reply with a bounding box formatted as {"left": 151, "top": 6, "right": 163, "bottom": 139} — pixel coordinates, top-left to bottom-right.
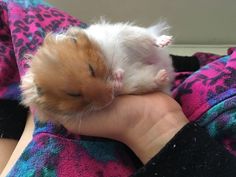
{"left": 46, "top": 0, "right": 235, "bottom": 46}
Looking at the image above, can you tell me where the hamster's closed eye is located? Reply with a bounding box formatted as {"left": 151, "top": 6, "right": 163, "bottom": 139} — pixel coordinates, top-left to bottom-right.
{"left": 88, "top": 64, "right": 95, "bottom": 77}
{"left": 66, "top": 92, "right": 82, "bottom": 97}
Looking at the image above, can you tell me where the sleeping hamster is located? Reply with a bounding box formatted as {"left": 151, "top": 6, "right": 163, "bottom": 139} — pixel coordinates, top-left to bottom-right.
{"left": 21, "top": 21, "right": 174, "bottom": 123}
{"left": 68, "top": 21, "right": 174, "bottom": 95}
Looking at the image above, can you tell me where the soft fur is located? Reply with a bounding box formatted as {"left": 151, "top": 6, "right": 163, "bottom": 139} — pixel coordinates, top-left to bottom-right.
{"left": 68, "top": 21, "right": 174, "bottom": 94}
{"left": 21, "top": 21, "right": 174, "bottom": 123}
{"left": 21, "top": 31, "right": 113, "bottom": 122}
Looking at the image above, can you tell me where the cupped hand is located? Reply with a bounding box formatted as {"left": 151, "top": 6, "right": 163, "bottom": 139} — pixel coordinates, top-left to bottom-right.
{"left": 62, "top": 92, "right": 188, "bottom": 163}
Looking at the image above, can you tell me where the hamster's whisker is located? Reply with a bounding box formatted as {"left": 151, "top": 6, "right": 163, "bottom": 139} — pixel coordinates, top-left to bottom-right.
{"left": 78, "top": 117, "right": 82, "bottom": 134}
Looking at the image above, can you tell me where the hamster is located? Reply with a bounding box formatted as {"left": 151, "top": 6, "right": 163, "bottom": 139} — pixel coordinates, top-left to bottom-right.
{"left": 69, "top": 21, "right": 174, "bottom": 95}
{"left": 21, "top": 21, "right": 174, "bottom": 124}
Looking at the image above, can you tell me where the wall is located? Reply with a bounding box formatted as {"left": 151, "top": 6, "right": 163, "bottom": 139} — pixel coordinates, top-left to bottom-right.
{"left": 47, "top": 0, "right": 235, "bottom": 45}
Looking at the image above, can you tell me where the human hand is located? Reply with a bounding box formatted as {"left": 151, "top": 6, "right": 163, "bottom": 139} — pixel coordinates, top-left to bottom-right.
{"left": 62, "top": 92, "right": 188, "bottom": 164}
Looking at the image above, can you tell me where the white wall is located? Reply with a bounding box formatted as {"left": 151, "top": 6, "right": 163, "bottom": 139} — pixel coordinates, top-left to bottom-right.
{"left": 47, "top": 0, "right": 236, "bottom": 45}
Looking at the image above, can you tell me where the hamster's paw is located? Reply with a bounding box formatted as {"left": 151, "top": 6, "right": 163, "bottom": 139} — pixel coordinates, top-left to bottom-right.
{"left": 154, "top": 69, "right": 170, "bottom": 86}
{"left": 113, "top": 68, "right": 124, "bottom": 81}
{"left": 155, "top": 35, "right": 172, "bottom": 48}
{"left": 113, "top": 68, "right": 124, "bottom": 92}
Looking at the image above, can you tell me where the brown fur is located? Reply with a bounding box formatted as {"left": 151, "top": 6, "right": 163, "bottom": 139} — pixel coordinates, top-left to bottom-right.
{"left": 21, "top": 29, "right": 114, "bottom": 122}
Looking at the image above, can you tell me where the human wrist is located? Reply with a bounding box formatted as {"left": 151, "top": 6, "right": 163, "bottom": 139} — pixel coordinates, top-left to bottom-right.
{"left": 123, "top": 109, "right": 188, "bottom": 164}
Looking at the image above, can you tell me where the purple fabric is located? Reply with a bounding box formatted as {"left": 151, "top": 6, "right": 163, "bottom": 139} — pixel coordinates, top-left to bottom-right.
{"left": 173, "top": 49, "right": 236, "bottom": 156}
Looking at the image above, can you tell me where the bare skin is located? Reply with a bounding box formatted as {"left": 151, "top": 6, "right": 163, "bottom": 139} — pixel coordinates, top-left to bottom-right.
{"left": 0, "top": 139, "right": 18, "bottom": 174}
{"left": 62, "top": 92, "right": 188, "bottom": 163}
{"left": 0, "top": 115, "right": 34, "bottom": 177}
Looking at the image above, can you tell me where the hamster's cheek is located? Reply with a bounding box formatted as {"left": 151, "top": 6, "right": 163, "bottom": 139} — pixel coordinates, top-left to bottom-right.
{"left": 94, "top": 91, "right": 114, "bottom": 110}
{"left": 49, "top": 98, "right": 80, "bottom": 113}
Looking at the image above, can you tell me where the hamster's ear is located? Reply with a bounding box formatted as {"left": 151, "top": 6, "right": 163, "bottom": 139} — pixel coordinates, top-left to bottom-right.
{"left": 20, "top": 70, "right": 41, "bottom": 107}
{"left": 66, "top": 27, "right": 95, "bottom": 49}
{"left": 44, "top": 32, "right": 71, "bottom": 46}
{"left": 43, "top": 32, "right": 56, "bottom": 45}
{"left": 65, "top": 26, "right": 83, "bottom": 36}
{"left": 66, "top": 27, "right": 88, "bottom": 44}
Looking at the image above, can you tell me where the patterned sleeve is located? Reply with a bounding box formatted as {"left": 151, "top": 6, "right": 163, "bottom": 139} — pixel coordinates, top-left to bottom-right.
{"left": 0, "top": 1, "right": 28, "bottom": 139}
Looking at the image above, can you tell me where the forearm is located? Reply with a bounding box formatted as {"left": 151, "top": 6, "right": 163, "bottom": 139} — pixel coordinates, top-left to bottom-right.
{"left": 132, "top": 122, "right": 236, "bottom": 177}
{"left": 0, "top": 114, "right": 34, "bottom": 177}
{"left": 0, "top": 139, "right": 18, "bottom": 174}
{"left": 0, "top": 99, "right": 29, "bottom": 175}
{"left": 125, "top": 110, "right": 188, "bottom": 164}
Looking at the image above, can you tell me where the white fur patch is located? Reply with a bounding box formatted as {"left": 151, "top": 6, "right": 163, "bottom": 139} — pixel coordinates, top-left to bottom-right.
{"left": 20, "top": 70, "right": 38, "bottom": 107}
{"left": 54, "top": 33, "right": 77, "bottom": 42}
